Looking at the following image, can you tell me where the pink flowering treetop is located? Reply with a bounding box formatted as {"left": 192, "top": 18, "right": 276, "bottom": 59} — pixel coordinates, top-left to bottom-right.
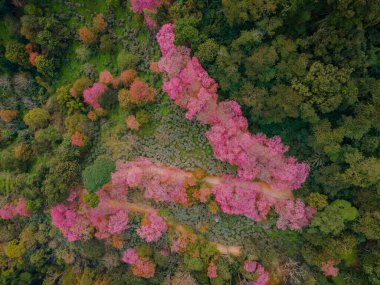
{"left": 136, "top": 210, "right": 168, "bottom": 242}
{"left": 112, "top": 158, "right": 191, "bottom": 205}
{"left": 274, "top": 199, "right": 316, "bottom": 230}
{"left": 211, "top": 175, "right": 273, "bottom": 222}
{"left": 122, "top": 247, "right": 156, "bottom": 278}
{"left": 71, "top": 131, "right": 86, "bottom": 147}
{"left": 83, "top": 82, "right": 108, "bottom": 109}
{"left": 99, "top": 70, "right": 114, "bottom": 85}
{"left": 51, "top": 185, "right": 129, "bottom": 241}
{"left": 0, "top": 197, "right": 31, "bottom": 220}
{"left": 244, "top": 260, "right": 270, "bottom": 285}
{"left": 144, "top": 14, "right": 157, "bottom": 30}
{"left": 126, "top": 115, "right": 140, "bottom": 130}
{"left": 321, "top": 260, "right": 339, "bottom": 277}
{"left": 207, "top": 261, "right": 218, "bottom": 278}
{"left": 130, "top": 0, "right": 161, "bottom": 13}
{"left": 156, "top": 23, "right": 176, "bottom": 56}
{"left": 155, "top": 23, "right": 310, "bottom": 191}
{"left": 111, "top": 158, "right": 314, "bottom": 230}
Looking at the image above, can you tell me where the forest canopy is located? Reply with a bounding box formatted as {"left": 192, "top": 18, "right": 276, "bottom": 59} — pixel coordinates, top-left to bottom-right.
{"left": 0, "top": 0, "right": 379, "bottom": 284}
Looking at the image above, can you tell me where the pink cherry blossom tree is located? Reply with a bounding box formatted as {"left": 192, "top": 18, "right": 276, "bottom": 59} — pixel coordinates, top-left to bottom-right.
{"left": 83, "top": 82, "right": 108, "bottom": 109}
{"left": 51, "top": 185, "right": 129, "bottom": 241}
{"left": 122, "top": 247, "right": 156, "bottom": 278}
{"left": 136, "top": 210, "right": 168, "bottom": 242}
{"left": 0, "top": 198, "right": 31, "bottom": 220}
{"left": 130, "top": 0, "right": 161, "bottom": 13}
{"left": 321, "top": 260, "right": 339, "bottom": 277}
{"left": 244, "top": 260, "right": 270, "bottom": 285}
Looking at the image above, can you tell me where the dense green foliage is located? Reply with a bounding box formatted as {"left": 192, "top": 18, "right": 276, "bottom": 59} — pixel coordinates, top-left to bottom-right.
{"left": 82, "top": 157, "right": 116, "bottom": 192}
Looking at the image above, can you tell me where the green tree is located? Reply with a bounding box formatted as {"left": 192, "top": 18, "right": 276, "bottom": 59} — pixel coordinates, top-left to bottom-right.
{"left": 5, "top": 41, "right": 29, "bottom": 66}
{"left": 309, "top": 200, "right": 359, "bottom": 235}
{"left": 35, "top": 55, "right": 55, "bottom": 76}
{"left": 34, "top": 125, "right": 61, "bottom": 150}
{"left": 196, "top": 39, "right": 219, "bottom": 64}
{"left": 23, "top": 108, "right": 50, "bottom": 130}
{"left": 42, "top": 161, "right": 81, "bottom": 206}
{"left": 82, "top": 157, "right": 115, "bottom": 192}
{"left": 175, "top": 17, "right": 202, "bottom": 48}
{"left": 99, "top": 34, "right": 114, "bottom": 53}
{"left": 355, "top": 211, "right": 380, "bottom": 240}
{"left": 5, "top": 240, "right": 26, "bottom": 259}
{"left": 117, "top": 51, "right": 139, "bottom": 70}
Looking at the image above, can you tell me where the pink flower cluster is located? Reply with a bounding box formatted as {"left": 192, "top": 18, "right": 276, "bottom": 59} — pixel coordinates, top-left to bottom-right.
{"left": 99, "top": 70, "right": 114, "bottom": 85}
{"left": 126, "top": 115, "right": 140, "bottom": 130}
{"left": 122, "top": 248, "right": 156, "bottom": 278}
{"left": 170, "top": 231, "right": 192, "bottom": 253}
{"left": 71, "top": 131, "right": 86, "bottom": 147}
{"left": 144, "top": 14, "right": 157, "bottom": 30}
{"left": 275, "top": 199, "right": 316, "bottom": 230}
{"left": 156, "top": 24, "right": 309, "bottom": 191}
{"left": 130, "top": 0, "right": 162, "bottom": 30}
{"left": 51, "top": 186, "right": 129, "bottom": 241}
{"left": 0, "top": 197, "right": 31, "bottom": 220}
{"left": 207, "top": 261, "right": 218, "bottom": 278}
{"left": 321, "top": 260, "right": 339, "bottom": 277}
{"left": 244, "top": 260, "right": 270, "bottom": 285}
{"left": 51, "top": 189, "right": 92, "bottom": 241}
{"left": 112, "top": 159, "right": 191, "bottom": 205}
{"left": 212, "top": 175, "right": 272, "bottom": 221}
{"left": 122, "top": 248, "right": 139, "bottom": 264}
{"left": 136, "top": 210, "right": 168, "bottom": 242}
{"left": 83, "top": 69, "right": 136, "bottom": 109}
{"left": 83, "top": 82, "right": 108, "bottom": 109}
{"left": 130, "top": 0, "right": 161, "bottom": 13}
{"left": 111, "top": 158, "right": 314, "bottom": 230}
{"left": 211, "top": 176, "right": 314, "bottom": 229}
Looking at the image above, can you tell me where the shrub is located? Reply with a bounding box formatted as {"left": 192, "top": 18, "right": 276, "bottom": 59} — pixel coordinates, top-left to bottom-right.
{"left": 82, "top": 158, "right": 116, "bottom": 192}
{"left": 136, "top": 109, "right": 150, "bottom": 126}
{"left": 129, "top": 79, "right": 156, "bottom": 105}
{"left": 5, "top": 41, "right": 29, "bottom": 66}
{"left": 98, "top": 89, "right": 118, "bottom": 109}
{"left": 82, "top": 63, "right": 97, "bottom": 81}
{"left": 14, "top": 143, "right": 33, "bottom": 162}
{"left": 106, "top": 0, "right": 121, "bottom": 7}
{"left": 80, "top": 239, "right": 105, "bottom": 259}
{"left": 65, "top": 113, "right": 88, "bottom": 134}
{"left": 75, "top": 46, "right": 91, "bottom": 62}
{"left": 71, "top": 131, "right": 87, "bottom": 147}
{"left": 117, "top": 88, "right": 130, "bottom": 108}
{"left": 34, "top": 125, "right": 61, "bottom": 148}
{"left": 117, "top": 50, "right": 139, "bottom": 70}
{"left": 99, "top": 70, "right": 113, "bottom": 85}
{"left": 126, "top": 115, "right": 140, "bottom": 130}
{"left": 93, "top": 13, "right": 107, "bottom": 34}
{"left": 35, "top": 55, "right": 55, "bottom": 76}
{"left": 0, "top": 110, "right": 18, "bottom": 123}
{"left": 196, "top": 39, "right": 219, "bottom": 64}
{"left": 24, "top": 108, "right": 50, "bottom": 130}
{"left": 43, "top": 161, "right": 81, "bottom": 206}
{"left": 120, "top": 69, "right": 137, "bottom": 86}
{"left": 79, "top": 26, "right": 96, "bottom": 46}
{"left": 13, "top": 72, "right": 37, "bottom": 96}
{"left": 56, "top": 84, "right": 71, "bottom": 107}
{"left": 84, "top": 192, "right": 100, "bottom": 208}
{"left": 99, "top": 34, "right": 113, "bottom": 52}
{"left": 5, "top": 240, "right": 26, "bottom": 259}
